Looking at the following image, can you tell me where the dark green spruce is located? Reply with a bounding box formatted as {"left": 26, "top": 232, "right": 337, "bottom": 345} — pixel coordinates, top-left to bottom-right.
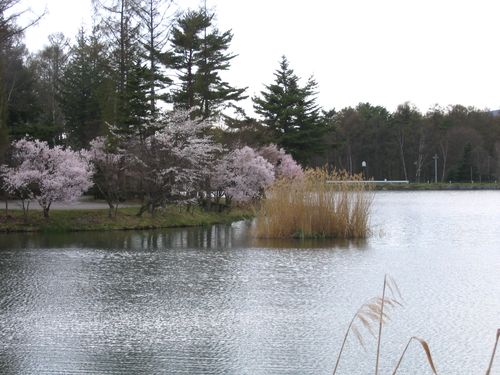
{"left": 167, "top": 9, "right": 246, "bottom": 118}
{"left": 253, "top": 56, "right": 327, "bottom": 165}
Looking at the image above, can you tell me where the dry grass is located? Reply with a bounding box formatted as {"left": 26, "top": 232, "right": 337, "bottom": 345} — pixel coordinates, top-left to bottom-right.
{"left": 391, "top": 336, "right": 438, "bottom": 375}
{"left": 332, "top": 276, "right": 500, "bottom": 374}
{"left": 486, "top": 329, "right": 499, "bottom": 375}
{"left": 333, "top": 275, "right": 403, "bottom": 375}
{"left": 255, "top": 168, "right": 373, "bottom": 239}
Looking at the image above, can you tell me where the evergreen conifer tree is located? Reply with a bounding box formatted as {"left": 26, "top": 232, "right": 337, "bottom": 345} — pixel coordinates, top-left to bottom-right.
{"left": 167, "top": 9, "right": 246, "bottom": 118}
{"left": 0, "top": 1, "right": 44, "bottom": 158}
{"left": 92, "top": 0, "right": 149, "bottom": 135}
{"left": 136, "top": 0, "right": 173, "bottom": 118}
{"left": 60, "top": 28, "right": 112, "bottom": 148}
{"left": 253, "top": 56, "right": 326, "bottom": 164}
{"left": 28, "top": 33, "right": 69, "bottom": 144}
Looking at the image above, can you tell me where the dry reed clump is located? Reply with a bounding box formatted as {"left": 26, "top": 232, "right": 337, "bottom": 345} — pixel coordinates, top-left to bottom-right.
{"left": 255, "top": 168, "right": 373, "bottom": 239}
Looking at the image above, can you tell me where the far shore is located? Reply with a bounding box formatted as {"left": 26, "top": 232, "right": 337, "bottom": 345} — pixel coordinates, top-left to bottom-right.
{"left": 374, "top": 182, "right": 500, "bottom": 190}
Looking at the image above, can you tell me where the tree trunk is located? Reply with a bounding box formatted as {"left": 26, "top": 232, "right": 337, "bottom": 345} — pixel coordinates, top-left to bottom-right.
{"left": 22, "top": 200, "right": 29, "bottom": 223}
{"left": 415, "top": 133, "right": 425, "bottom": 183}
{"left": 347, "top": 144, "right": 353, "bottom": 175}
{"left": 398, "top": 132, "right": 408, "bottom": 181}
{"left": 149, "top": 0, "right": 156, "bottom": 116}
{"left": 107, "top": 202, "right": 115, "bottom": 218}
{"left": 440, "top": 140, "right": 448, "bottom": 182}
{"left": 136, "top": 203, "right": 149, "bottom": 217}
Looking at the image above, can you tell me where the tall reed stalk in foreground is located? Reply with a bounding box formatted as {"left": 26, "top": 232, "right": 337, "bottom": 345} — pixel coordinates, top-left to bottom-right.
{"left": 390, "top": 336, "right": 438, "bottom": 374}
{"left": 485, "top": 329, "right": 499, "bottom": 375}
{"left": 332, "top": 276, "right": 498, "bottom": 374}
{"left": 255, "top": 168, "right": 373, "bottom": 239}
{"left": 333, "top": 275, "right": 403, "bottom": 374}
{"left": 332, "top": 275, "right": 439, "bottom": 375}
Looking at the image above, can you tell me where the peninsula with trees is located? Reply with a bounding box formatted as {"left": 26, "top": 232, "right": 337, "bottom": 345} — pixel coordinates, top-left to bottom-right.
{"left": 1, "top": 0, "right": 499, "bottom": 232}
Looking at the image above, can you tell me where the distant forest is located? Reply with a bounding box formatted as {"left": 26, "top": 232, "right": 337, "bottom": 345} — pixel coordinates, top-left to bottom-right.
{"left": 1, "top": 0, "right": 500, "bottom": 183}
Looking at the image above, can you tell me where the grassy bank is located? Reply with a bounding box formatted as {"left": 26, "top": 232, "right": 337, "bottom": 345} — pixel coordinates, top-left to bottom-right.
{"left": 0, "top": 206, "right": 253, "bottom": 233}
{"left": 376, "top": 182, "right": 500, "bottom": 190}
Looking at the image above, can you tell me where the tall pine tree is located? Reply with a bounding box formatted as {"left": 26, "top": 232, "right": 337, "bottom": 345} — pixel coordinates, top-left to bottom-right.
{"left": 28, "top": 33, "right": 69, "bottom": 144}
{"left": 60, "top": 28, "right": 112, "bottom": 148}
{"left": 0, "top": 0, "right": 44, "bottom": 159}
{"left": 167, "top": 9, "right": 246, "bottom": 119}
{"left": 136, "top": 0, "right": 173, "bottom": 118}
{"left": 2, "top": 40, "right": 41, "bottom": 143}
{"left": 253, "top": 56, "right": 326, "bottom": 164}
{"left": 92, "top": 0, "right": 149, "bottom": 135}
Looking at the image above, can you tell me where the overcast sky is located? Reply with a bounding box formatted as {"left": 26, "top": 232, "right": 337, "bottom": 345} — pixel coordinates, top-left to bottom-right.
{"left": 20, "top": 0, "right": 500, "bottom": 114}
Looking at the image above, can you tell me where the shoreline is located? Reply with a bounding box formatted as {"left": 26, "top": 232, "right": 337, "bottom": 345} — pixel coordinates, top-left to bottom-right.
{"left": 0, "top": 206, "right": 253, "bottom": 234}
{"left": 1, "top": 185, "right": 498, "bottom": 233}
{"left": 375, "top": 182, "right": 500, "bottom": 191}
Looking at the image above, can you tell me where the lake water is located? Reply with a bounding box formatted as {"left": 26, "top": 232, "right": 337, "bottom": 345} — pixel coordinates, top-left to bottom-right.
{"left": 0, "top": 191, "right": 499, "bottom": 374}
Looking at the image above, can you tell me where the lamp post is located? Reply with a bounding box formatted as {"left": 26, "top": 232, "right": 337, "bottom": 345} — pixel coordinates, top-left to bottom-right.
{"left": 361, "top": 161, "right": 367, "bottom": 180}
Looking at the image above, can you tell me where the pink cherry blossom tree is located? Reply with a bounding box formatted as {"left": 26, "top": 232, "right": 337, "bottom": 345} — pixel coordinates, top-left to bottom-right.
{"left": 258, "top": 144, "right": 304, "bottom": 180}
{"left": 1, "top": 139, "right": 94, "bottom": 218}
{"left": 84, "top": 137, "right": 127, "bottom": 218}
{"left": 126, "top": 109, "right": 222, "bottom": 215}
{"left": 211, "top": 146, "right": 275, "bottom": 205}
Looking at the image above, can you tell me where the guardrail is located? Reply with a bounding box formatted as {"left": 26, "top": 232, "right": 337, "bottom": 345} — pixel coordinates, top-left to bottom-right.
{"left": 326, "top": 180, "right": 409, "bottom": 184}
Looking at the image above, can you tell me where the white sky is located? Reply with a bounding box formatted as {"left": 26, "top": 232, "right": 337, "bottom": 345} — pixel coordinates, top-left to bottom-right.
{"left": 20, "top": 0, "right": 500, "bottom": 114}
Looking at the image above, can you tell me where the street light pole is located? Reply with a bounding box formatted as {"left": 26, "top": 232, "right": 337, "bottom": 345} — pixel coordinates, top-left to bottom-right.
{"left": 432, "top": 154, "right": 439, "bottom": 183}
